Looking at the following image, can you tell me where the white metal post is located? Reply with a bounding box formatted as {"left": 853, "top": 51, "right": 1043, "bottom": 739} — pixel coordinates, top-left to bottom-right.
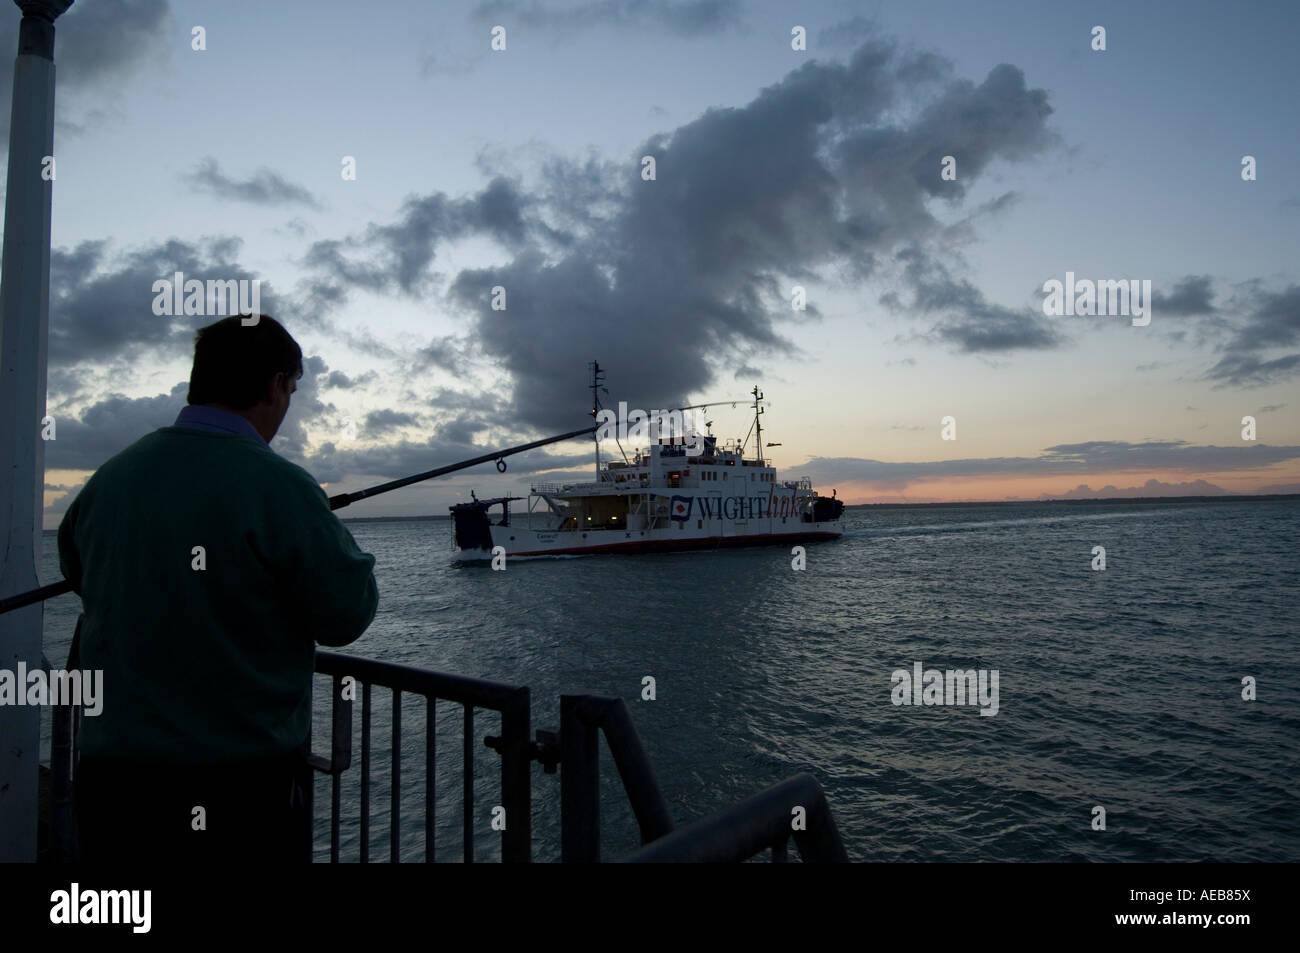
{"left": 0, "top": 0, "right": 73, "bottom": 862}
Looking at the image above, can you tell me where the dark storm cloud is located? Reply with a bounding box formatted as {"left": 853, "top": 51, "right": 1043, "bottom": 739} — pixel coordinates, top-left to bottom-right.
{"left": 469, "top": 0, "right": 744, "bottom": 36}
{"left": 307, "top": 430, "right": 591, "bottom": 486}
{"left": 895, "top": 247, "right": 1060, "bottom": 352}
{"left": 799, "top": 440, "right": 1300, "bottom": 491}
{"left": 364, "top": 409, "right": 422, "bottom": 436}
{"left": 415, "top": 335, "right": 469, "bottom": 374}
{"left": 435, "top": 412, "right": 495, "bottom": 446}
{"left": 1152, "top": 275, "right": 1216, "bottom": 316}
{"left": 274, "top": 355, "right": 339, "bottom": 463}
{"left": 320, "top": 369, "right": 378, "bottom": 390}
{"left": 1226, "top": 285, "right": 1300, "bottom": 352}
{"left": 444, "top": 41, "right": 1054, "bottom": 427}
{"left": 303, "top": 33, "right": 1059, "bottom": 431}
{"left": 1205, "top": 352, "right": 1300, "bottom": 388}
{"left": 0, "top": 1, "right": 169, "bottom": 139}
{"left": 427, "top": 386, "right": 507, "bottom": 414}
{"left": 45, "top": 381, "right": 188, "bottom": 471}
{"left": 184, "top": 158, "right": 324, "bottom": 210}
{"left": 817, "top": 16, "right": 876, "bottom": 49}
{"left": 1205, "top": 284, "right": 1300, "bottom": 387}
{"left": 49, "top": 237, "right": 287, "bottom": 369}
{"left": 48, "top": 354, "right": 341, "bottom": 480}
{"left": 302, "top": 177, "right": 529, "bottom": 302}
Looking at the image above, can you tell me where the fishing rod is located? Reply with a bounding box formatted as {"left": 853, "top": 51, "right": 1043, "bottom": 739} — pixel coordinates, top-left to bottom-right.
{"left": 0, "top": 423, "right": 598, "bottom": 616}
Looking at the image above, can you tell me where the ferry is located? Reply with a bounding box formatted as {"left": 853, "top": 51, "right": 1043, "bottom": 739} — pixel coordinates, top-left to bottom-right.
{"left": 451, "top": 379, "right": 846, "bottom": 558}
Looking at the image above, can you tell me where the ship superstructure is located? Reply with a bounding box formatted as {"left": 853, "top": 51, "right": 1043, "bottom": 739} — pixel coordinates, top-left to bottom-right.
{"left": 450, "top": 373, "right": 845, "bottom": 558}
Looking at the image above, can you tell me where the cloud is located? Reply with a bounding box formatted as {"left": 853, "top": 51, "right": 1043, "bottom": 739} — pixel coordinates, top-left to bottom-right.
{"left": 321, "top": 369, "right": 378, "bottom": 390}
{"left": 1152, "top": 275, "right": 1216, "bottom": 316}
{"left": 1205, "top": 352, "right": 1300, "bottom": 388}
{"left": 184, "top": 158, "right": 324, "bottom": 210}
{"left": 300, "top": 33, "right": 1058, "bottom": 432}
{"left": 0, "top": 1, "right": 170, "bottom": 140}
{"left": 302, "top": 176, "right": 529, "bottom": 304}
{"left": 273, "top": 355, "right": 339, "bottom": 463}
{"left": 49, "top": 237, "right": 289, "bottom": 370}
{"left": 469, "top": 0, "right": 744, "bottom": 36}
{"left": 1043, "top": 479, "right": 1233, "bottom": 499}
{"left": 816, "top": 16, "right": 877, "bottom": 50}
{"left": 46, "top": 350, "right": 339, "bottom": 473}
{"left": 45, "top": 381, "right": 188, "bottom": 471}
{"left": 1257, "top": 482, "right": 1300, "bottom": 494}
{"left": 797, "top": 439, "right": 1300, "bottom": 491}
{"left": 415, "top": 335, "right": 469, "bottom": 374}
{"left": 1225, "top": 285, "right": 1300, "bottom": 352}
{"left": 897, "top": 246, "right": 1061, "bottom": 352}
{"left": 363, "top": 409, "right": 422, "bottom": 437}
{"left": 307, "top": 429, "right": 591, "bottom": 486}
{"left": 1204, "top": 284, "right": 1300, "bottom": 387}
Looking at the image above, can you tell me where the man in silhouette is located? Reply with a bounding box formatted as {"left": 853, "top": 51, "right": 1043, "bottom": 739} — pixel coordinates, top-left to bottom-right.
{"left": 58, "top": 314, "right": 378, "bottom": 862}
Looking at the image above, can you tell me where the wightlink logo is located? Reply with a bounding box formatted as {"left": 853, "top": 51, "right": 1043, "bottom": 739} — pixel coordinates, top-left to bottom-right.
{"left": 594, "top": 402, "right": 706, "bottom": 455}
{"left": 0, "top": 663, "right": 103, "bottom": 716}
{"left": 1042, "top": 271, "right": 1151, "bottom": 326}
{"left": 890, "top": 662, "right": 999, "bottom": 716}
{"left": 151, "top": 270, "right": 261, "bottom": 323}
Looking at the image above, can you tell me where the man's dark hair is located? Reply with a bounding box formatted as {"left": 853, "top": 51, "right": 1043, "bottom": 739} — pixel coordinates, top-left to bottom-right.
{"left": 187, "top": 314, "right": 303, "bottom": 410}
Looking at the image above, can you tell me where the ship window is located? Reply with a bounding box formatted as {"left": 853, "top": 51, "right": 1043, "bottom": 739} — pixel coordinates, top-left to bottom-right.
{"left": 698, "top": 519, "right": 703, "bottom": 529}
{"left": 722, "top": 473, "right": 727, "bottom": 480}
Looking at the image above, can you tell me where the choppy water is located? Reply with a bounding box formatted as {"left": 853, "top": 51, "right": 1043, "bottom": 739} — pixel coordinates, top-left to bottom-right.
{"left": 39, "top": 498, "right": 1300, "bottom": 862}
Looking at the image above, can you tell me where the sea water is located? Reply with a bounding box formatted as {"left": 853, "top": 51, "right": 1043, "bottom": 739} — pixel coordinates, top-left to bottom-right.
{"left": 39, "top": 498, "right": 1300, "bottom": 862}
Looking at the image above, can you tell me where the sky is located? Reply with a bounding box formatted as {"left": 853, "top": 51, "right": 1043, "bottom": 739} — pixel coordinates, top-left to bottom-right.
{"left": 5, "top": 0, "right": 1298, "bottom": 526}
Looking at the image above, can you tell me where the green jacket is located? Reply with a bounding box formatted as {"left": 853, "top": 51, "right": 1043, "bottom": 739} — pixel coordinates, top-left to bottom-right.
{"left": 57, "top": 427, "right": 378, "bottom": 764}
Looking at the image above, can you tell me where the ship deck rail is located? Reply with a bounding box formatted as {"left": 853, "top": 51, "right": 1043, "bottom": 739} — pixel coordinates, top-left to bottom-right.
{"left": 532, "top": 480, "right": 642, "bottom": 496}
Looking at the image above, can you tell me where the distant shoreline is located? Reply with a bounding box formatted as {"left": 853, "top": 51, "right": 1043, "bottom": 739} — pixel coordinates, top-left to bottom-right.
{"left": 847, "top": 494, "right": 1300, "bottom": 509}
{"left": 335, "top": 493, "right": 1300, "bottom": 523}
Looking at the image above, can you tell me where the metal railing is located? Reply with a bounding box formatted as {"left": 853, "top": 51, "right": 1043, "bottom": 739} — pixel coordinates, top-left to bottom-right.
{"left": 43, "top": 622, "right": 533, "bottom": 863}
{"left": 555, "top": 694, "right": 675, "bottom": 862}
{"left": 619, "top": 773, "right": 848, "bottom": 863}
{"left": 44, "top": 621, "right": 847, "bottom": 864}
{"left": 309, "top": 650, "right": 531, "bottom": 863}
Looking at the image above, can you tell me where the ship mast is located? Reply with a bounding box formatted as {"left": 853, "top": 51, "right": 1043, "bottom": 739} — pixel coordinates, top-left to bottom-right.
{"left": 751, "top": 385, "right": 765, "bottom": 465}
{"left": 589, "top": 360, "right": 605, "bottom": 479}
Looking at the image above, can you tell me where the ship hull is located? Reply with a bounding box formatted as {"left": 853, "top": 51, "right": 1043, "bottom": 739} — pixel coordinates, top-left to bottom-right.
{"left": 457, "top": 518, "right": 845, "bottom": 559}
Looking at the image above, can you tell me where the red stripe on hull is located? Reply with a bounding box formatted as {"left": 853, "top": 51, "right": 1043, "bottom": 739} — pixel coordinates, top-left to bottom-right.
{"left": 465, "top": 530, "right": 843, "bottom": 558}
